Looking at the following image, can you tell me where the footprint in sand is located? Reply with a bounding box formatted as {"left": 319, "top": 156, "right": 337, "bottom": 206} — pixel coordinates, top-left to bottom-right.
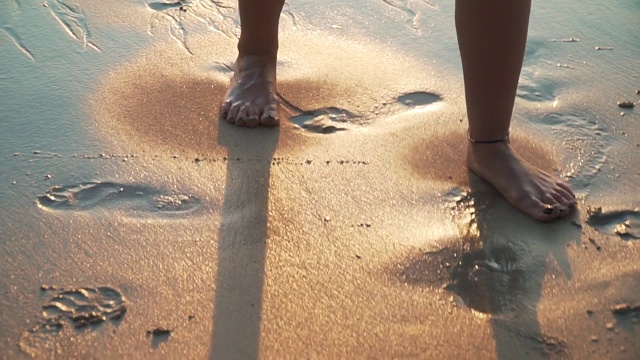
{"left": 40, "top": 286, "right": 127, "bottom": 328}
{"left": 397, "top": 243, "right": 530, "bottom": 314}
{"left": 20, "top": 286, "right": 126, "bottom": 356}
{"left": 396, "top": 243, "right": 568, "bottom": 355}
{"left": 290, "top": 107, "right": 356, "bottom": 134}
{"left": 586, "top": 207, "right": 640, "bottom": 240}
{"left": 36, "top": 182, "right": 201, "bottom": 217}
{"left": 288, "top": 91, "right": 442, "bottom": 134}
{"left": 447, "top": 247, "right": 530, "bottom": 315}
{"left": 396, "top": 91, "right": 441, "bottom": 108}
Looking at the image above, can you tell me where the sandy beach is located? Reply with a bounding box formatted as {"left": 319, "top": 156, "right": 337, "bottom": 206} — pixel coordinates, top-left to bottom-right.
{"left": 1, "top": 0, "right": 639, "bottom": 359}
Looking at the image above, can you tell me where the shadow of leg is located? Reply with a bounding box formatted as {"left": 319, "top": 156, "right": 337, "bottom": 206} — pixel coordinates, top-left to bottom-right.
{"left": 448, "top": 173, "right": 579, "bottom": 359}
{"left": 210, "top": 123, "right": 280, "bottom": 359}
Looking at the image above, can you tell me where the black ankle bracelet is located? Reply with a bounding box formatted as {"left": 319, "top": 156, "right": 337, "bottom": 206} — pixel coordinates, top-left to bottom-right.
{"left": 467, "top": 132, "right": 510, "bottom": 144}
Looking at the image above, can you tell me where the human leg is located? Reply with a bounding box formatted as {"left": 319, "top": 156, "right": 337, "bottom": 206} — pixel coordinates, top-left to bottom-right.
{"left": 220, "top": 0, "right": 285, "bottom": 127}
{"left": 455, "top": 0, "right": 576, "bottom": 221}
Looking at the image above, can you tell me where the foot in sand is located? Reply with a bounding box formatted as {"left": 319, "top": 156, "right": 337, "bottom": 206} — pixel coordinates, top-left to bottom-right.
{"left": 220, "top": 55, "right": 279, "bottom": 128}
{"left": 467, "top": 141, "right": 576, "bottom": 222}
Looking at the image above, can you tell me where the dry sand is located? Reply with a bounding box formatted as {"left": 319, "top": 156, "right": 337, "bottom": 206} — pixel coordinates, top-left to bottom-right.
{"left": 1, "top": 0, "right": 639, "bottom": 359}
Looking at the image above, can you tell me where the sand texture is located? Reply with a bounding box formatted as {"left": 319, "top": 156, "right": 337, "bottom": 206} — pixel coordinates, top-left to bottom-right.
{"left": 1, "top": 0, "right": 639, "bottom": 359}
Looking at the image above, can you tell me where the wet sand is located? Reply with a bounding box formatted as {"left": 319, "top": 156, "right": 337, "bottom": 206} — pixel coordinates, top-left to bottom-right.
{"left": 1, "top": 0, "right": 639, "bottom": 359}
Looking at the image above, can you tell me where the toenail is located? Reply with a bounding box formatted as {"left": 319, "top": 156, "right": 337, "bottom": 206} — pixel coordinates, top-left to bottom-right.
{"left": 543, "top": 205, "right": 557, "bottom": 215}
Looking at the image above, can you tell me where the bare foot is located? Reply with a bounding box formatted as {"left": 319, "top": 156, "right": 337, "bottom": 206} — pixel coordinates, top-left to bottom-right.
{"left": 467, "top": 141, "right": 576, "bottom": 222}
{"left": 220, "top": 54, "right": 279, "bottom": 128}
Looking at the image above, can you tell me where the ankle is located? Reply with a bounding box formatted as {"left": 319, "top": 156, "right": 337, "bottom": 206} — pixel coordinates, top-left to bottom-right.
{"left": 467, "top": 140, "right": 513, "bottom": 161}
{"left": 233, "top": 54, "right": 278, "bottom": 79}
{"left": 235, "top": 52, "right": 278, "bottom": 70}
{"left": 467, "top": 131, "right": 510, "bottom": 144}
{"left": 237, "top": 41, "right": 278, "bottom": 60}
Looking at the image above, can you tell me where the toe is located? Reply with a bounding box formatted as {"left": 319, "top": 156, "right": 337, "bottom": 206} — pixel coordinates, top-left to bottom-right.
{"left": 220, "top": 100, "right": 231, "bottom": 119}
{"left": 226, "top": 103, "right": 242, "bottom": 124}
{"left": 244, "top": 106, "right": 260, "bottom": 128}
{"left": 522, "top": 195, "right": 563, "bottom": 222}
{"left": 554, "top": 188, "right": 577, "bottom": 207}
{"left": 550, "top": 191, "right": 570, "bottom": 207}
{"left": 506, "top": 192, "right": 556, "bottom": 221}
{"left": 260, "top": 104, "right": 280, "bottom": 127}
{"left": 235, "top": 106, "right": 250, "bottom": 127}
{"left": 557, "top": 180, "right": 576, "bottom": 199}
{"left": 542, "top": 194, "right": 559, "bottom": 207}
{"left": 558, "top": 205, "right": 573, "bottom": 218}
{"left": 545, "top": 193, "right": 572, "bottom": 218}
{"left": 531, "top": 201, "right": 562, "bottom": 222}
